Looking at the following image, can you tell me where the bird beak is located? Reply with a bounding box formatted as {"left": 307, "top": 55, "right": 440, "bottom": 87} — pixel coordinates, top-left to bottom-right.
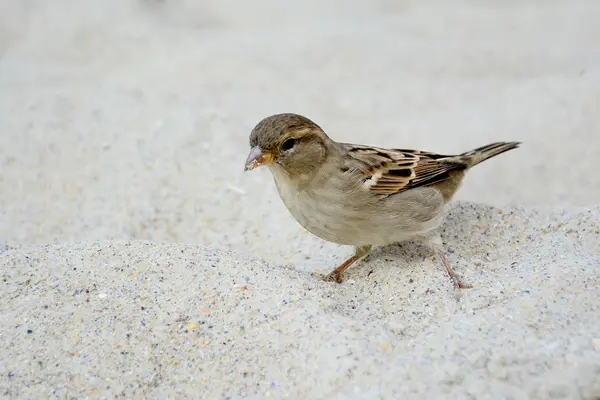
{"left": 244, "top": 146, "right": 275, "bottom": 171}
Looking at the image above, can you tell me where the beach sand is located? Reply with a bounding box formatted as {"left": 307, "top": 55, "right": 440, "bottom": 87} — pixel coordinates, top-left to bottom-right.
{"left": 1, "top": 0, "right": 599, "bottom": 398}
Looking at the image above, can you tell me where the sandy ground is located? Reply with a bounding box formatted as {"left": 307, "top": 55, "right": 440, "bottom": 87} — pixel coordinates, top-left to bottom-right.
{"left": 1, "top": 0, "right": 599, "bottom": 398}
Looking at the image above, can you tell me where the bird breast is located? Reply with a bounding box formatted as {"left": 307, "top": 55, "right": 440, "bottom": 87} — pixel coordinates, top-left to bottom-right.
{"left": 267, "top": 164, "right": 445, "bottom": 246}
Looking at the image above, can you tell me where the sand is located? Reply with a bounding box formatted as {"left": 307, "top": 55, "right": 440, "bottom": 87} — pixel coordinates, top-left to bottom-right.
{"left": 1, "top": 0, "right": 599, "bottom": 398}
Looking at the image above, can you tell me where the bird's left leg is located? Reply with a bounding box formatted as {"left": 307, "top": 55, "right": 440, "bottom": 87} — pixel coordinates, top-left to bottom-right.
{"left": 323, "top": 244, "right": 372, "bottom": 283}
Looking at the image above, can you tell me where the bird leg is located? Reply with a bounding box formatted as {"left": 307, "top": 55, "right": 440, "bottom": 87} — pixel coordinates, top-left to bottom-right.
{"left": 440, "top": 251, "right": 472, "bottom": 289}
{"left": 426, "top": 234, "right": 472, "bottom": 289}
{"left": 323, "top": 245, "right": 372, "bottom": 283}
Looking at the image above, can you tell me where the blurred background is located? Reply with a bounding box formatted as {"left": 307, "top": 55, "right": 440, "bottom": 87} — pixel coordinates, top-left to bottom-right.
{"left": 1, "top": 0, "right": 599, "bottom": 268}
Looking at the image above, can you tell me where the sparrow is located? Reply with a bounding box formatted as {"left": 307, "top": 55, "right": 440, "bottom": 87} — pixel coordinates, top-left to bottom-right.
{"left": 244, "top": 113, "right": 520, "bottom": 288}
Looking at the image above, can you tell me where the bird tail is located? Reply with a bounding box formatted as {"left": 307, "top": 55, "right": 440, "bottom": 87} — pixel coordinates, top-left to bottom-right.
{"left": 457, "top": 142, "right": 521, "bottom": 168}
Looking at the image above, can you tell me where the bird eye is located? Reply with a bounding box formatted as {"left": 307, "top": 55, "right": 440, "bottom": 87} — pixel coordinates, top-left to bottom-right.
{"left": 281, "top": 138, "right": 298, "bottom": 151}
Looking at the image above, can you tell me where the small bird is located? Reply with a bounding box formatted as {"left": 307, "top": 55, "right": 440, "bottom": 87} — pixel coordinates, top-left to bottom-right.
{"left": 244, "top": 113, "right": 520, "bottom": 288}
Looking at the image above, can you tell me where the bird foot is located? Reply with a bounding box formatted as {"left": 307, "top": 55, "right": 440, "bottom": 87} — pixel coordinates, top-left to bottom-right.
{"left": 312, "top": 270, "right": 343, "bottom": 283}
{"left": 322, "top": 271, "right": 343, "bottom": 284}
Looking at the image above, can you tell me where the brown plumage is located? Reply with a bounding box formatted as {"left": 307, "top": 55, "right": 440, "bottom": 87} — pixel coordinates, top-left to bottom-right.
{"left": 245, "top": 113, "right": 520, "bottom": 287}
{"left": 341, "top": 141, "right": 520, "bottom": 199}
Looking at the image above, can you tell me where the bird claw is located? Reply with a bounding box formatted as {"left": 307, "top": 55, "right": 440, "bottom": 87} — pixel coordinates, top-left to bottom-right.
{"left": 314, "top": 271, "right": 343, "bottom": 284}
{"left": 456, "top": 280, "right": 473, "bottom": 289}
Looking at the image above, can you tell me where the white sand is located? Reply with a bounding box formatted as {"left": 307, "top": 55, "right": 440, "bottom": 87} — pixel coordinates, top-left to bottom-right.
{"left": 1, "top": 0, "right": 599, "bottom": 398}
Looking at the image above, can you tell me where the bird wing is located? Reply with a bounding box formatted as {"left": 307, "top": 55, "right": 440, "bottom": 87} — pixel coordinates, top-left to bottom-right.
{"left": 341, "top": 144, "right": 467, "bottom": 195}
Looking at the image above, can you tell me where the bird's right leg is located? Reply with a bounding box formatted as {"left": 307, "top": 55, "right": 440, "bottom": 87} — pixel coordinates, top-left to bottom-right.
{"left": 425, "top": 234, "right": 472, "bottom": 289}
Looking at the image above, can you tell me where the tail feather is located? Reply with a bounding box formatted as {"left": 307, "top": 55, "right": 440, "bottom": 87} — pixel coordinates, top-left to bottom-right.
{"left": 459, "top": 141, "right": 521, "bottom": 168}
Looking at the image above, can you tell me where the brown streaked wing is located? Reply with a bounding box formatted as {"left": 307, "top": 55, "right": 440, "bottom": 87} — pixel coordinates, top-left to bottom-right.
{"left": 343, "top": 144, "right": 466, "bottom": 195}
